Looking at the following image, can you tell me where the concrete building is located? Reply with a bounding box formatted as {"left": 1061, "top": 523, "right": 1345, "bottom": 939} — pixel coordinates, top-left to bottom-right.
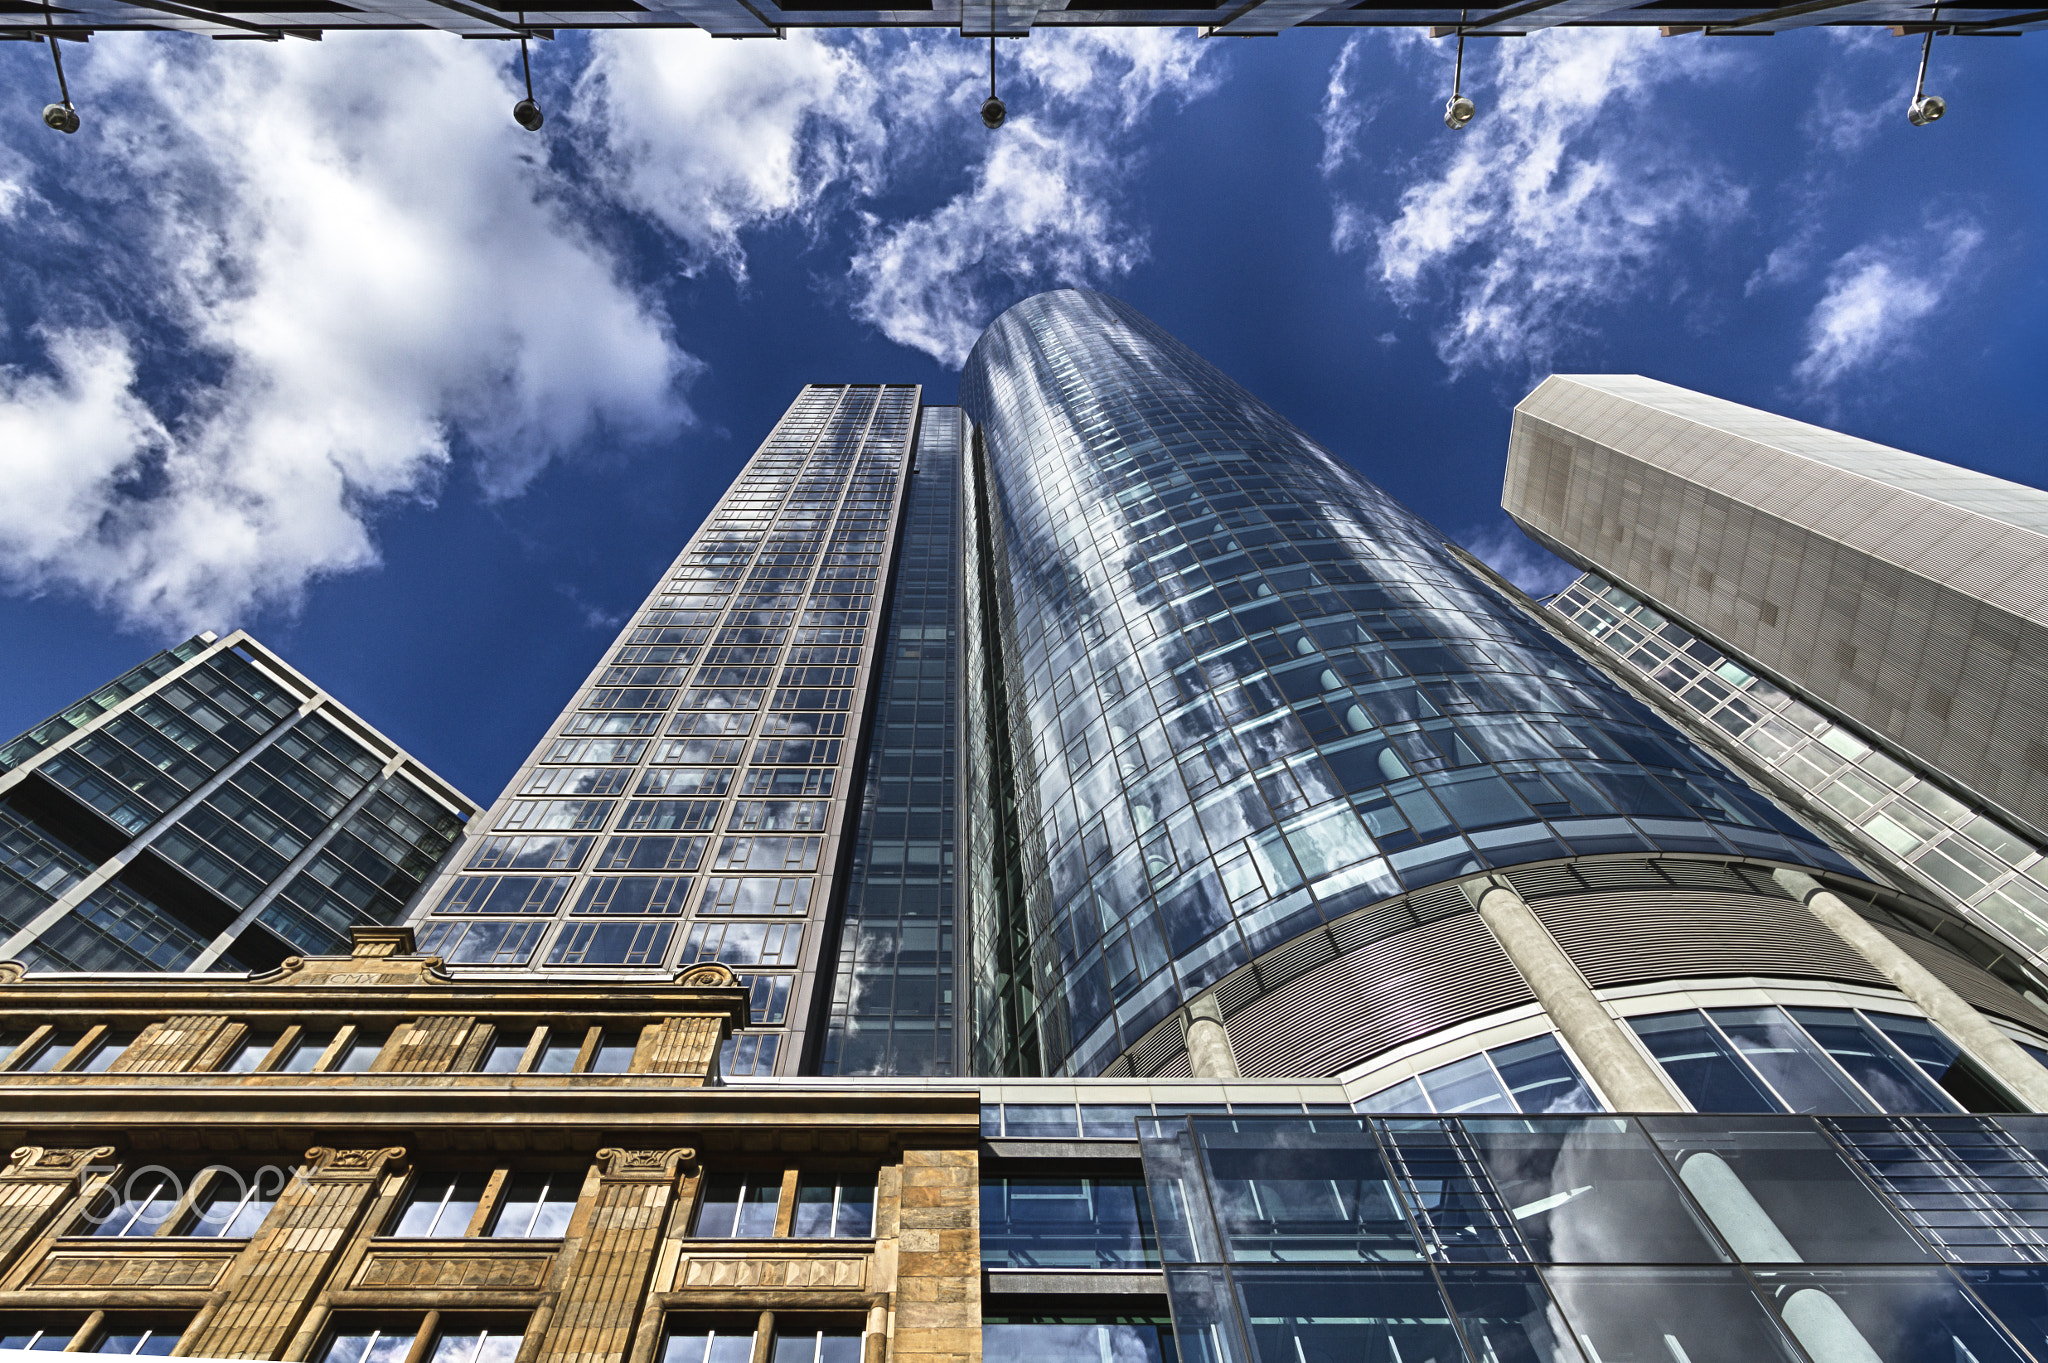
{"left": 0, "top": 630, "right": 476, "bottom": 979}
{"left": 13, "top": 296, "right": 2048, "bottom": 1361}
{"left": 1505, "top": 374, "right": 2048, "bottom": 844}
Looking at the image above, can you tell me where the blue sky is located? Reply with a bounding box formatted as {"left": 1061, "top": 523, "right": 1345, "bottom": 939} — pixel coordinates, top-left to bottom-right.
{"left": 0, "top": 22, "right": 2042, "bottom": 804}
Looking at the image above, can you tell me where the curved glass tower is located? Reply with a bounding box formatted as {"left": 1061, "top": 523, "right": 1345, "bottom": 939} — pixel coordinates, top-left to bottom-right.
{"left": 959, "top": 290, "right": 1861, "bottom": 1077}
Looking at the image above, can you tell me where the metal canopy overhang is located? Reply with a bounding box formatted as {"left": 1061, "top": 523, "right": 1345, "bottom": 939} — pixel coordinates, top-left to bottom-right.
{"left": 4, "top": 0, "right": 2041, "bottom": 34}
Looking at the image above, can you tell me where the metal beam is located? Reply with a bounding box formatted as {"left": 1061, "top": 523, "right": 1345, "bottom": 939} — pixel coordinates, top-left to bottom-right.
{"left": 109, "top": 0, "right": 283, "bottom": 34}
{"left": 1708, "top": 0, "right": 1873, "bottom": 31}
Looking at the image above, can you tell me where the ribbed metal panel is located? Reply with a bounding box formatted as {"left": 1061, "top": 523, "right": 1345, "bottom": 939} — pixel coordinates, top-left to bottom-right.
{"left": 1878, "top": 924, "right": 2043, "bottom": 1028}
{"left": 1535, "top": 889, "right": 1886, "bottom": 990}
{"left": 1229, "top": 912, "right": 1533, "bottom": 1078}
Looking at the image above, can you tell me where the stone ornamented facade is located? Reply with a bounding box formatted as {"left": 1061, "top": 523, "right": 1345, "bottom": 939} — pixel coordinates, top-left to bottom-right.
{"left": 0, "top": 928, "right": 981, "bottom": 1361}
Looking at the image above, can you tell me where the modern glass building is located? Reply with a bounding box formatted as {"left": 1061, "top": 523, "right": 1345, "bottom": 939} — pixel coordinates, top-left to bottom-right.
{"left": 954, "top": 290, "right": 2009, "bottom": 1084}
{"left": 385, "top": 290, "right": 2048, "bottom": 1115}
{"left": 408, "top": 383, "right": 919, "bottom": 1077}
{"left": 0, "top": 629, "right": 475, "bottom": 975}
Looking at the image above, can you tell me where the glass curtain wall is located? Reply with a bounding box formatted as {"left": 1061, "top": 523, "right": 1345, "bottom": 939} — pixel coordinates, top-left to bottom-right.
{"left": 822, "top": 407, "right": 965, "bottom": 1075}
{"left": 411, "top": 384, "right": 915, "bottom": 1076}
{"left": 1135, "top": 1113, "right": 2048, "bottom": 1363}
{"left": 957, "top": 288, "right": 1858, "bottom": 1077}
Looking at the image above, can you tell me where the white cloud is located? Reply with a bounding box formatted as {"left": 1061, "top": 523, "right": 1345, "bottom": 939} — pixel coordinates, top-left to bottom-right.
{"left": 1793, "top": 216, "right": 1984, "bottom": 389}
{"left": 1319, "top": 36, "right": 1365, "bottom": 182}
{"left": 573, "top": 30, "right": 909, "bottom": 279}
{"left": 847, "top": 29, "right": 1220, "bottom": 367}
{"left": 0, "top": 32, "right": 686, "bottom": 633}
{"left": 1330, "top": 30, "right": 1745, "bottom": 377}
{"left": 1458, "top": 519, "right": 1579, "bottom": 598}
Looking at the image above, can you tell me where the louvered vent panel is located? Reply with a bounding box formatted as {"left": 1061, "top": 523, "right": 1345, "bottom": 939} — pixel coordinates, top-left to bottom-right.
{"left": 1410, "top": 885, "right": 1472, "bottom": 921}
{"left": 1258, "top": 929, "right": 1340, "bottom": 993}
{"left": 1213, "top": 968, "right": 1262, "bottom": 1015}
{"left": 1877, "top": 925, "right": 2041, "bottom": 1028}
{"left": 1572, "top": 860, "right": 1673, "bottom": 891}
{"left": 1130, "top": 1016, "right": 1187, "bottom": 1074}
{"left": 1654, "top": 860, "right": 1752, "bottom": 893}
{"left": 1330, "top": 900, "right": 1421, "bottom": 955}
{"left": 1535, "top": 890, "right": 1886, "bottom": 990}
{"left": 1505, "top": 865, "right": 1582, "bottom": 900}
{"left": 1149, "top": 1051, "right": 1195, "bottom": 1079}
{"left": 1229, "top": 912, "right": 1532, "bottom": 1078}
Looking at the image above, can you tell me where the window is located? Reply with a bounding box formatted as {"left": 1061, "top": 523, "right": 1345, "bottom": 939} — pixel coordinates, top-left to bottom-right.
{"left": 81, "top": 1164, "right": 280, "bottom": 1239}
{"left": 277, "top": 1030, "right": 335, "bottom": 1073}
{"left": 793, "top": 1174, "right": 875, "bottom": 1239}
{"left": 220, "top": 1030, "right": 281, "bottom": 1073}
{"left": 589, "top": 1030, "right": 636, "bottom": 1074}
{"left": 76, "top": 1030, "right": 136, "bottom": 1073}
{"left": 489, "top": 1173, "right": 578, "bottom": 1239}
{"left": 694, "top": 1172, "right": 781, "bottom": 1237}
{"left": 87, "top": 1167, "right": 182, "bottom": 1238}
{"left": 391, "top": 1173, "right": 490, "bottom": 1237}
{"left": 335, "top": 1031, "right": 386, "bottom": 1073}
{"left": 0, "top": 1316, "right": 188, "bottom": 1355}
{"left": 660, "top": 1325, "right": 759, "bottom": 1363}
{"left": 183, "top": 1167, "right": 282, "bottom": 1237}
{"left": 11, "top": 1029, "right": 85, "bottom": 1072}
{"left": 317, "top": 1320, "right": 523, "bottom": 1363}
{"left": 476, "top": 1031, "right": 530, "bottom": 1073}
{"left": 771, "top": 1329, "right": 863, "bottom": 1363}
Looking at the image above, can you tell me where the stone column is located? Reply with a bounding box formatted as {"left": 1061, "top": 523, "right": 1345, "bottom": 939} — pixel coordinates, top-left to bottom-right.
{"left": 891, "top": 1148, "right": 980, "bottom": 1363}
{"left": 110, "top": 1016, "right": 231, "bottom": 1074}
{"left": 1184, "top": 996, "right": 1239, "bottom": 1079}
{"left": 1462, "top": 875, "right": 1681, "bottom": 1112}
{"left": 535, "top": 1147, "right": 695, "bottom": 1363}
{"left": 188, "top": 1146, "right": 408, "bottom": 1359}
{"left": 1774, "top": 867, "right": 2048, "bottom": 1112}
{"left": 0, "top": 1146, "right": 114, "bottom": 1273}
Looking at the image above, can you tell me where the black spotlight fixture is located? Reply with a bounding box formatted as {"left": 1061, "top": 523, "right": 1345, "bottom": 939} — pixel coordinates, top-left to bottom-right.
{"left": 980, "top": 34, "right": 1006, "bottom": 129}
{"left": 1907, "top": 13, "right": 1945, "bottom": 127}
{"left": 512, "top": 11, "right": 544, "bottom": 131}
{"left": 1444, "top": 18, "right": 1474, "bottom": 129}
{"left": 39, "top": 3, "right": 79, "bottom": 134}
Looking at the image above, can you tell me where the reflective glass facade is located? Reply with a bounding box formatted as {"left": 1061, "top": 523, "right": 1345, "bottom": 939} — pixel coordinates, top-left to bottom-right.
{"left": 1113, "top": 1113, "right": 2048, "bottom": 1363}
{"left": 957, "top": 289, "right": 1856, "bottom": 1078}
{"left": 1552, "top": 571, "right": 2048, "bottom": 966}
{"left": 821, "top": 408, "right": 965, "bottom": 1076}
{"left": 411, "top": 384, "right": 916, "bottom": 1076}
{"left": 0, "top": 633, "right": 473, "bottom": 973}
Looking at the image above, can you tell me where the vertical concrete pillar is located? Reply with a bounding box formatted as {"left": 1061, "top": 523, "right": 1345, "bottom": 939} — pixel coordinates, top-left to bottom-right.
{"left": 1774, "top": 867, "right": 2048, "bottom": 1112}
{"left": 537, "top": 1148, "right": 695, "bottom": 1363}
{"left": 1185, "top": 996, "right": 1240, "bottom": 1079}
{"left": 1462, "top": 875, "right": 1681, "bottom": 1112}
{"left": 191, "top": 1145, "right": 408, "bottom": 1359}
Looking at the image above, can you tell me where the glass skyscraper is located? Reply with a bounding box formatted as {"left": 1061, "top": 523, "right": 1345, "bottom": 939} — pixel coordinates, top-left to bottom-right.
{"left": 956, "top": 290, "right": 1867, "bottom": 1077}
{"left": 410, "top": 383, "right": 919, "bottom": 1076}
{"left": 0, "top": 630, "right": 474, "bottom": 976}
{"left": 389, "top": 291, "right": 2048, "bottom": 1119}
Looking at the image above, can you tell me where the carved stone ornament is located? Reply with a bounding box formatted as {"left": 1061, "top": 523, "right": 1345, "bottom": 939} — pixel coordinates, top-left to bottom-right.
{"left": 303, "top": 1146, "right": 408, "bottom": 1178}
{"left": 248, "top": 957, "right": 307, "bottom": 984}
{"left": 596, "top": 1147, "right": 697, "bottom": 1178}
{"left": 675, "top": 962, "right": 740, "bottom": 989}
{"left": 0, "top": 961, "right": 24, "bottom": 984}
{"left": 5, "top": 1145, "right": 116, "bottom": 1178}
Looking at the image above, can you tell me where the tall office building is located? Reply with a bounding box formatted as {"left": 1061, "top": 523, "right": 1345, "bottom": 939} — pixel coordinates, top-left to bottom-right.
{"left": 12, "top": 295, "right": 2048, "bottom": 1362}
{"left": 1505, "top": 376, "right": 2048, "bottom": 977}
{"left": 410, "top": 383, "right": 922, "bottom": 1077}
{"left": 0, "top": 629, "right": 475, "bottom": 978}
{"left": 407, "top": 290, "right": 2048, "bottom": 1117}
{"left": 1505, "top": 375, "right": 2048, "bottom": 841}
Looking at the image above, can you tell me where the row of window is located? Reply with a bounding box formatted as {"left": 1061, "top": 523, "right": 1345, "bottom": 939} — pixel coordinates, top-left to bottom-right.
{"left": 71, "top": 1159, "right": 877, "bottom": 1244}
{"left": 0, "top": 1020, "right": 641, "bottom": 1077}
